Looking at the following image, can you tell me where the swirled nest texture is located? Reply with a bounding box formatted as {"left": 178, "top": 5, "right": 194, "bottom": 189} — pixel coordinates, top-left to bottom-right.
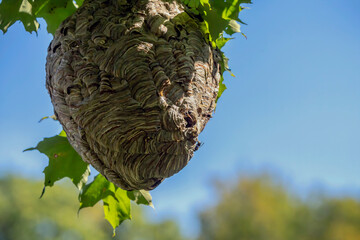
{"left": 46, "top": 0, "right": 221, "bottom": 190}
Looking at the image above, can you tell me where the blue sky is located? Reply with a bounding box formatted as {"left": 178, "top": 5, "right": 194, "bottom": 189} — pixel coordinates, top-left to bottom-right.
{"left": 0, "top": 0, "right": 359, "bottom": 236}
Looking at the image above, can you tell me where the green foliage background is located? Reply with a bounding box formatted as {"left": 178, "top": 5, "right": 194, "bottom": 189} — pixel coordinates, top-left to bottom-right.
{"left": 199, "top": 175, "right": 360, "bottom": 240}
{"left": 1, "top": 174, "right": 359, "bottom": 239}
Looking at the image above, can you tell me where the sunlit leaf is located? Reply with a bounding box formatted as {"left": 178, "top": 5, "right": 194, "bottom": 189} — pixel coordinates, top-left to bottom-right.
{"left": 216, "top": 76, "right": 227, "bottom": 102}
{"left": 199, "top": 3, "right": 229, "bottom": 41}
{"left": 35, "top": 0, "right": 77, "bottom": 34}
{"left": 79, "top": 174, "right": 116, "bottom": 211}
{"left": 181, "top": 0, "right": 250, "bottom": 102}
{"left": 0, "top": 0, "right": 39, "bottom": 33}
{"left": 24, "top": 131, "right": 90, "bottom": 196}
{"left": 103, "top": 187, "right": 131, "bottom": 235}
{"left": 216, "top": 36, "right": 233, "bottom": 49}
{"left": 195, "top": 0, "right": 250, "bottom": 41}
{"left": 0, "top": 0, "right": 79, "bottom": 34}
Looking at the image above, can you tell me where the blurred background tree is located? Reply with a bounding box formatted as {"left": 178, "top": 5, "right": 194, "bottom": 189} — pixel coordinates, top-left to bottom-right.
{"left": 199, "top": 175, "right": 360, "bottom": 240}
{"left": 1, "top": 174, "right": 359, "bottom": 240}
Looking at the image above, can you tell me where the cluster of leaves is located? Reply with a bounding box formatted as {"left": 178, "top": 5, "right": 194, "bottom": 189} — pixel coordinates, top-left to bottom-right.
{"left": 25, "top": 130, "right": 153, "bottom": 235}
{"left": 182, "top": 0, "right": 252, "bottom": 100}
{"left": 0, "top": 0, "right": 83, "bottom": 34}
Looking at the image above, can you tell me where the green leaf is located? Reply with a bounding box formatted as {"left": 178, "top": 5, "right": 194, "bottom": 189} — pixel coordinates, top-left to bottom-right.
{"left": 24, "top": 131, "right": 90, "bottom": 195}
{"left": 197, "top": 0, "right": 251, "bottom": 41}
{"left": 199, "top": 3, "right": 229, "bottom": 41}
{"left": 0, "top": 0, "right": 79, "bottom": 34}
{"left": 0, "top": 0, "right": 39, "bottom": 33}
{"left": 213, "top": 0, "right": 251, "bottom": 21}
{"left": 215, "top": 36, "right": 233, "bottom": 49}
{"left": 219, "top": 51, "right": 235, "bottom": 76}
{"left": 79, "top": 174, "right": 116, "bottom": 211}
{"left": 189, "top": 0, "right": 200, "bottom": 9}
{"left": 199, "top": 0, "right": 210, "bottom": 6}
{"left": 127, "top": 190, "right": 154, "bottom": 208}
{"left": 183, "top": 0, "right": 200, "bottom": 9}
{"left": 103, "top": 187, "right": 131, "bottom": 235}
{"left": 216, "top": 76, "right": 227, "bottom": 102}
{"left": 216, "top": 50, "right": 234, "bottom": 101}
{"left": 35, "top": 0, "right": 77, "bottom": 34}
{"left": 79, "top": 173, "right": 133, "bottom": 233}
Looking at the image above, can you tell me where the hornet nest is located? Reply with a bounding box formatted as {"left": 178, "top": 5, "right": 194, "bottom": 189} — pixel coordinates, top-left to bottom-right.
{"left": 46, "top": 0, "right": 221, "bottom": 190}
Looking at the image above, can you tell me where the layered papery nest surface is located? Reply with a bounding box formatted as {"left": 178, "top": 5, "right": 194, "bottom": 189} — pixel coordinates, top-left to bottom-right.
{"left": 46, "top": 0, "right": 221, "bottom": 190}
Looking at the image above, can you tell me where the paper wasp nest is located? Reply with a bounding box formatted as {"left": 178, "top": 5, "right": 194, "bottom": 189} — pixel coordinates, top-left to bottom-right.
{"left": 46, "top": 0, "right": 221, "bottom": 190}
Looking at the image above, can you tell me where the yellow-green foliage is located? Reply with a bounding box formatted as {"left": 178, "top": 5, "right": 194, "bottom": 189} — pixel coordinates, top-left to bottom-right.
{"left": 199, "top": 175, "right": 360, "bottom": 240}
{"left": 0, "top": 176, "right": 187, "bottom": 240}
